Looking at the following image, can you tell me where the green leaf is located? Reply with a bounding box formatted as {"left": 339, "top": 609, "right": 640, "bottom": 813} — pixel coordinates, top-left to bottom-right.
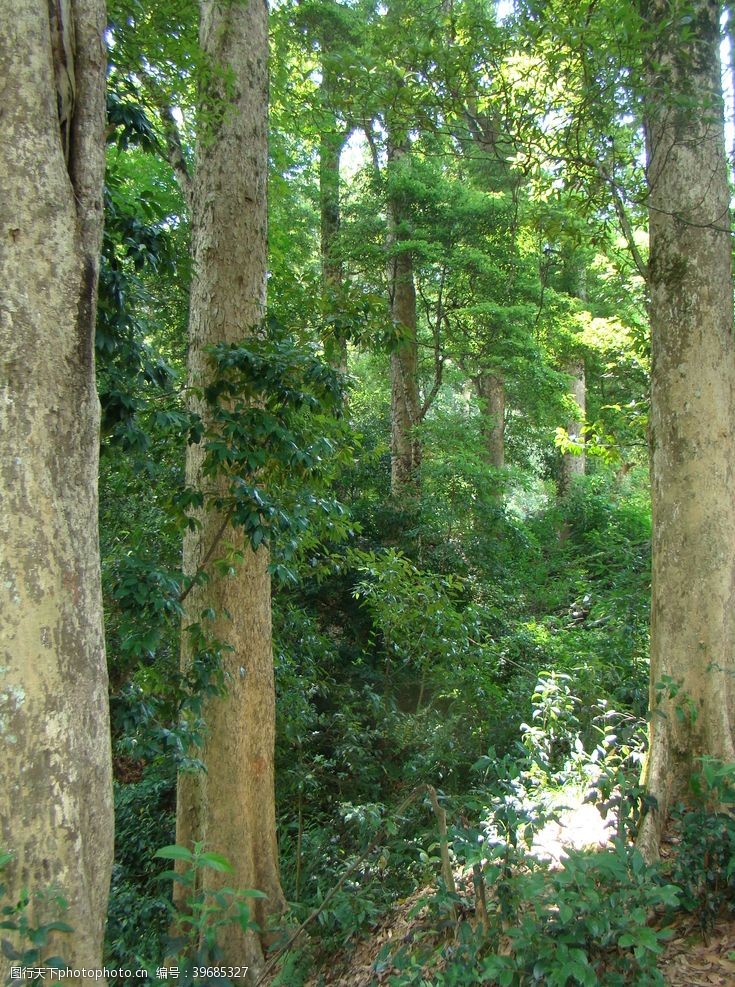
{"left": 633, "top": 927, "right": 663, "bottom": 951}
{"left": 557, "top": 903, "right": 573, "bottom": 923}
{"left": 44, "top": 957, "right": 68, "bottom": 970}
{"left": 155, "top": 844, "right": 194, "bottom": 862}
{"left": 199, "top": 852, "right": 234, "bottom": 873}
{"left": 1, "top": 939, "right": 20, "bottom": 960}
{"left": 155, "top": 869, "right": 193, "bottom": 887}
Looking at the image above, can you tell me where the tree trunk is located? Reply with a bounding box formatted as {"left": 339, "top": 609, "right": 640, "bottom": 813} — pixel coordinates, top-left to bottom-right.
{"left": 0, "top": 0, "right": 113, "bottom": 977}
{"left": 320, "top": 114, "right": 347, "bottom": 371}
{"left": 559, "top": 359, "right": 586, "bottom": 495}
{"left": 638, "top": 0, "right": 735, "bottom": 860}
{"left": 175, "top": 0, "right": 285, "bottom": 974}
{"left": 725, "top": 1, "right": 735, "bottom": 186}
{"left": 474, "top": 373, "right": 505, "bottom": 470}
{"left": 387, "top": 138, "right": 421, "bottom": 499}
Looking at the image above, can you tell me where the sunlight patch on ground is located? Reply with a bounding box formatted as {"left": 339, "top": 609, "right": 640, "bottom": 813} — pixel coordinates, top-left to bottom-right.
{"left": 529, "top": 787, "right": 616, "bottom": 866}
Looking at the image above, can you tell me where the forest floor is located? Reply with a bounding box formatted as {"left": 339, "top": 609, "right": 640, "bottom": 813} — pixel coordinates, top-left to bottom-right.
{"left": 291, "top": 793, "right": 735, "bottom": 986}
{"left": 658, "top": 913, "right": 735, "bottom": 986}
{"left": 301, "top": 910, "right": 735, "bottom": 986}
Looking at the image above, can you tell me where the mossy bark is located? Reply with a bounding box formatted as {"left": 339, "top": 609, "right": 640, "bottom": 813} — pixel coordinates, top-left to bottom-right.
{"left": 0, "top": 0, "right": 112, "bottom": 979}
{"left": 638, "top": 0, "right": 735, "bottom": 860}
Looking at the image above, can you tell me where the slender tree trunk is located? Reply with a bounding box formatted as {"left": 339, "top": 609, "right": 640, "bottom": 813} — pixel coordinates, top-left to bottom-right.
{"left": 0, "top": 0, "right": 113, "bottom": 977}
{"left": 559, "top": 359, "right": 586, "bottom": 495}
{"left": 474, "top": 373, "right": 505, "bottom": 470}
{"left": 638, "top": 0, "right": 735, "bottom": 860}
{"left": 175, "top": 0, "right": 285, "bottom": 973}
{"left": 320, "top": 121, "right": 347, "bottom": 371}
{"left": 387, "top": 137, "right": 421, "bottom": 499}
{"left": 315, "top": 6, "right": 351, "bottom": 371}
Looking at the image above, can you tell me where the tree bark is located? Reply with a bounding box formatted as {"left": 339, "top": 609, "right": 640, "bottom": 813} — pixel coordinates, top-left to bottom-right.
{"left": 175, "top": 0, "right": 285, "bottom": 974}
{"left": 559, "top": 359, "right": 586, "bottom": 495}
{"left": 320, "top": 121, "right": 347, "bottom": 372}
{"left": 474, "top": 373, "right": 506, "bottom": 470}
{"left": 0, "top": 0, "right": 113, "bottom": 977}
{"left": 638, "top": 0, "right": 735, "bottom": 860}
{"left": 387, "top": 137, "right": 421, "bottom": 500}
{"left": 724, "top": 1, "right": 735, "bottom": 186}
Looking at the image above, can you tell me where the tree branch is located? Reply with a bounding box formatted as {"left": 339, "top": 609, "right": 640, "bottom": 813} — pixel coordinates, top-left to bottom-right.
{"left": 363, "top": 121, "right": 381, "bottom": 174}
{"left": 596, "top": 161, "right": 648, "bottom": 283}
{"left": 177, "top": 505, "right": 235, "bottom": 606}
{"left": 159, "top": 105, "right": 193, "bottom": 211}
{"left": 418, "top": 271, "right": 446, "bottom": 421}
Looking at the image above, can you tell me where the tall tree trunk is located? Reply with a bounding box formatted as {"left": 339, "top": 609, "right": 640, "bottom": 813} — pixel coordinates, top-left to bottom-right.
{"left": 559, "top": 359, "right": 586, "bottom": 495}
{"left": 175, "top": 0, "right": 285, "bottom": 973}
{"left": 638, "top": 0, "right": 735, "bottom": 860}
{"left": 320, "top": 122, "right": 347, "bottom": 371}
{"left": 474, "top": 373, "right": 505, "bottom": 470}
{"left": 387, "top": 137, "right": 421, "bottom": 499}
{"left": 725, "top": 1, "right": 735, "bottom": 186}
{"left": 0, "top": 0, "right": 113, "bottom": 976}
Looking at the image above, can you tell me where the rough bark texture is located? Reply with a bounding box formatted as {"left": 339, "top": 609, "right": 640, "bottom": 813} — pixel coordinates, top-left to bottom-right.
{"left": 638, "top": 0, "right": 735, "bottom": 860}
{"left": 175, "top": 0, "right": 285, "bottom": 975}
{"left": 474, "top": 373, "right": 505, "bottom": 470}
{"left": 725, "top": 1, "right": 735, "bottom": 186}
{"left": 387, "top": 138, "right": 421, "bottom": 499}
{"left": 559, "top": 359, "right": 586, "bottom": 494}
{"left": 0, "top": 0, "right": 112, "bottom": 977}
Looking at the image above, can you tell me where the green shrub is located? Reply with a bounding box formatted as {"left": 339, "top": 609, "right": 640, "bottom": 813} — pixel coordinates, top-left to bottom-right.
{"left": 0, "top": 851, "right": 73, "bottom": 976}
{"left": 669, "top": 757, "right": 735, "bottom": 933}
{"left": 382, "top": 841, "right": 677, "bottom": 987}
{"left": 105, "top": 774, "right": 175, "bottom": 972}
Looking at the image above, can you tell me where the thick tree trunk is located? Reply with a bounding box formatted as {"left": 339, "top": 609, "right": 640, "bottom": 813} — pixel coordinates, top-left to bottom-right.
{"left": 474, "top": 373, "right": 505, "bottom": 470}
{"left": 638, "top": 0, "right": 735, "bottom": 860}
{"left": 387, "top": 138, "right": 421, "bottom": 499}
{"left": 0, "top": 0, "right": 112, "bottom": 977}
{"left": 725, "top": 1, "right": 735, "bottom": 185}
{"left": 175, "top": 0, "right": 285, "bottom": 975}
{"left": 559, "top": 359, "right": 586, "bottom": 495}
